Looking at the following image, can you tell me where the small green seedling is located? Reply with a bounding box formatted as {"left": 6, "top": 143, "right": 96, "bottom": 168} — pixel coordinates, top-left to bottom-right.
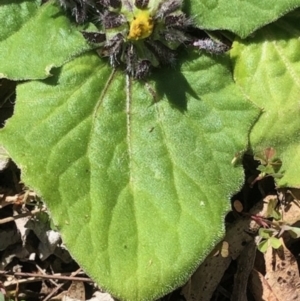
{"left": 256, "top": 199, "right": 300, "bottom": 253}
{"left": 257, "top": 228, "right": 282, "bottom": 253}
{"left": 250, "top": 147, "right": 283, "bottom": 187}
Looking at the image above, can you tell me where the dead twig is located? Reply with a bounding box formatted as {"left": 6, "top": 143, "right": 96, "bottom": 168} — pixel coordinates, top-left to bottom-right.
{"left": 35, "top": 263, "right": 59, "bottom": 288}
{"left": 1, "top": 270, "right": 92, "bottom": 283}
{"left": 0, "top": 191, "right": 38, "bottom": 209}
{"left": 42, "top": 268, "right": 87, "bottom": 301}
{"left": 0, "top": 207, "right": 47, "bottom": 224}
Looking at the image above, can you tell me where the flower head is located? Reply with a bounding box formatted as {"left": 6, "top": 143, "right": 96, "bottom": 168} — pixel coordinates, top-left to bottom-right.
{"left": 93, "top": 0, "right": 192, "bottom": 78}
{"left": 58, "top": 0, "right": 230, "bottom": 79}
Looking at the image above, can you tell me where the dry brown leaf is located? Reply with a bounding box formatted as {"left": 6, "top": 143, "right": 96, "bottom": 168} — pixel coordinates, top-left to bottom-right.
{"left": 231, "top": 240, "right": 256, "bottom": 301}
{"left": 0, "top": 229, "right": 20, "bottom": 253}
{"left": 87, "top": 291, "right": 115, "bottom": 301}
{"left": 182, "top": 197, "right": 274, "bottom": 301}
{"left": 264, "top": 239, "right": 300, "bottom": 300}
{"left": 62, "top": 281, "right": 85, "bottom": 301}
{"left": 279, "top": 188, "right": 300, "bottom": 225}
{"left": 249, "top": 269, "right": 279, "bottom": 301}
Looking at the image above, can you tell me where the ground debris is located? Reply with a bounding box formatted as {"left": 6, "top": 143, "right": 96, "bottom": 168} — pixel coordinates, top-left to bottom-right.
{"left": 264, "top": 239, "right": 300, "bottom": 300}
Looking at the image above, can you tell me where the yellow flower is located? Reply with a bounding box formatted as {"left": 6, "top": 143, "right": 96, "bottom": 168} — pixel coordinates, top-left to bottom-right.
{"left": 127, "top": 10, "right": 154, "bottom": 40}
{"left": 67, "top": 0, "right": 229, "bottom": 79}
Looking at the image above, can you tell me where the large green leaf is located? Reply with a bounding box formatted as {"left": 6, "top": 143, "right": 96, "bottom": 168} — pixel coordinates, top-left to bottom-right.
{"left": 189, "top": 0, "right": 300, "bottom": 38}
{"left": 231, "top": 9, "right": 300, "bottom": 187}
{"left": 2, "top": 0, "right": 300, "bottom": 82}
{"left": 0, "top": 0, "right": 41, "bottom": 41}
{"left": 0, "top": 51, "right": 259, "bottom": 301}
{"left": 0, "top": 0, "right": 94, "bottom": 80}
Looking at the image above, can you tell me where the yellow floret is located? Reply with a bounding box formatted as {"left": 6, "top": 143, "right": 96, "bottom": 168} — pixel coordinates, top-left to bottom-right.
{"left": 128, "top": 11, "right": 154, "bottom": 40}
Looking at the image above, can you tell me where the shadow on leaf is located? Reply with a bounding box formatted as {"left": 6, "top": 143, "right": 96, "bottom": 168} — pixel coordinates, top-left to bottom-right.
{"left": 152, "top": 64, "right": 200, "bottom": 112}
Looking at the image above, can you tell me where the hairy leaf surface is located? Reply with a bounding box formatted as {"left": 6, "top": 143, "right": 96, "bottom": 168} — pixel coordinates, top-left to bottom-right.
{"left": 0, "top": 0, "right": 94, "bottom": 80}
{"left": 189, "top": 0, "right": 300, "bottom": 38}
{"left": 231, "top": 9, "right": 300, "bottom": 187}
{"left": 0, "top": 0, "right": 41, "bottom": 41}
{"left": 0, "top": 51, "right": 259, "bottom": 300}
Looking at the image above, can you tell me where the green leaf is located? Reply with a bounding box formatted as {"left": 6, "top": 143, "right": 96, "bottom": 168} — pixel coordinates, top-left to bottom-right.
{"left": 264, "top": 197, "right": 281, "bottom": 220}
{"left": 0, "top": 0, "right": 94, "bottom": 80}
{"left": 269, "top": 237, "right": 282, "bottom": 249}
{"left": 189, "top": 0, "right": 300, "bottom": 38}
{"left": 257, "top": 239, "right": 269, "bottom": 253}
{"left": 259, "top": 228, "right": 273, "bottom": 239}
{"left": 231, "top": 9, "right": 300, "bottom": 187}
{"left": 0, "top": 51, "right": 259, "bottom": 301}
{"left": 0, "top": 0, "right": 41, "bottom": 41}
